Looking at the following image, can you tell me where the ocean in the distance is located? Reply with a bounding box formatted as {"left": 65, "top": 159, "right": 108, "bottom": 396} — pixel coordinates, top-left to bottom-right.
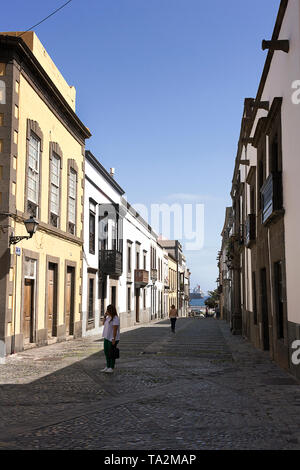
{"left": 189, "top": 297, "right": 208, "bottom": 307}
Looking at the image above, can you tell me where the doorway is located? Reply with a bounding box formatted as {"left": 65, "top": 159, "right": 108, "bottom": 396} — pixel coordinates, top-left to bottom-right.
{"left": 66, "top": 266, "right": 75, "bottom": 336}
{"left": 48, "top": 263, "right": 58, "bottom": 338}
{"left": 260, "top": 268, "right": 270, "bottom": 350}
{"left": 23, "top": 279, "right": 34, "bottom": 343}
{"left": 135, "top": 288, "right": 140, "bottom": 322}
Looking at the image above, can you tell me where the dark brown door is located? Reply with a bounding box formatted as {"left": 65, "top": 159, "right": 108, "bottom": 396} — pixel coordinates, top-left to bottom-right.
{"left": 260, "top": 268, "right": 270, "bottom": 350}
{"left": 48, "top": 263, "right": 57, "bottom": 338}
{"left": 136, "top": 288, "right": 140, "bottom": 322}
{"left": 23, "top": 279, "right": 34, "bottom": 342}
{"left": 66, "top": 267, "right": 75, "bottom": 336}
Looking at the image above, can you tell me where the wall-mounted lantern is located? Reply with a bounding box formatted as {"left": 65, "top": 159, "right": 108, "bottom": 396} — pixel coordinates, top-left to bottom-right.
{"left": 9, "top": 216, "right": 39, "bottom": 245}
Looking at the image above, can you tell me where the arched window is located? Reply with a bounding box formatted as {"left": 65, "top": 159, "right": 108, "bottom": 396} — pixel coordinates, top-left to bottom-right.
{"left": 0, "top": 81, "right": 6, "bottom": 104}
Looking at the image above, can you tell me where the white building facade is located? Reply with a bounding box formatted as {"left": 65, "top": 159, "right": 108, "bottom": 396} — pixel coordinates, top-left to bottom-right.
{"left": 82, "top": 151, "right": 125, "bottom": 337}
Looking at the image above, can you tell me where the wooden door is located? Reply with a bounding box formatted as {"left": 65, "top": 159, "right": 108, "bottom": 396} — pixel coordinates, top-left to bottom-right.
{"left": 48, "top": 264, "right": 57, "bottom": 338}
{"left": 23, "top": 279, "right": 34, "bottom": 342}
{"left": 66, "top": 267, "right": 75, "bottom": 336}
{"left": 261, "top": 268, "right": 270, "bottom": 350}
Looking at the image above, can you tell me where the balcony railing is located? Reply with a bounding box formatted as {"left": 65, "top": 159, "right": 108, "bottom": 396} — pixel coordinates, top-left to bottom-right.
{"left": 151, "top": 268, "right": 158, "bottom": 282}
{"left": 134, "top": 269, "right": 149, "bottom": 286}
{"left": 261, "top": 172, "right": 283, "bottom": 224}
{"left": 245, "top": 214, "right": 256, "bottom": 247}
{"left": 99, "top": 250, "right": 122, "bottom": 277}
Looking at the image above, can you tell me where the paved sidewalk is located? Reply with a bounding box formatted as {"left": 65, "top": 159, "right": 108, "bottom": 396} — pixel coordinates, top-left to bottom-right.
{"left": 0, "top": 318, "right": 299, "bottom": 450}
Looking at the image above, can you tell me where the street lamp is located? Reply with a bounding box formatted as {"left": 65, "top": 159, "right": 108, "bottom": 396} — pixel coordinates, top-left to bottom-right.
{"left": 9, "top": 216, "right": 39, "bottom": 245}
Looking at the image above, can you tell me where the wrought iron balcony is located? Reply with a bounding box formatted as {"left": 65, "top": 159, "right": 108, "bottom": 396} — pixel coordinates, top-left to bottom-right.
{"left": 245, "top": 214, "right": 256, "bottom": 247}
{"left": 99, "top": 250, "right": 122, "bottom": 277}
{"left": 134, "top": 269, "right": 149, "bottom": 286}
{"left": 261, "top": 172, "right": 283, "bottom": 224}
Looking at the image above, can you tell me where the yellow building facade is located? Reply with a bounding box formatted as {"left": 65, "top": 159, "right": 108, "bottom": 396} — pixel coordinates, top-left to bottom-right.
{"left": 0, "top": 32, "right": 90, "bottom": 354}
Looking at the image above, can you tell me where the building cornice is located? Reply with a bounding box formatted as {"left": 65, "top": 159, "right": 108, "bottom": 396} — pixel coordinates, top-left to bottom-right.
{"left": 0, "top": 35, "right": 91, "bottom": 143}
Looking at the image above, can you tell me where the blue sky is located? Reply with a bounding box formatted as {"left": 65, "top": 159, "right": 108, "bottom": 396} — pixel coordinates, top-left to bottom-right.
{"left": 3, "top": 0, "right": 281, "bottom": 293}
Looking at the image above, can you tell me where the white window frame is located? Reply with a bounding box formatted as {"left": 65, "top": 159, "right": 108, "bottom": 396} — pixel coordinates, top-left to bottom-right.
{"left": 50, "top": 153, "right": 60, "bottom": 217}
{"left": 27, "top": 133, "right": 40, "bottom": 208}
{"left": 68, "top": 168, "right": 76, "bottom": 227}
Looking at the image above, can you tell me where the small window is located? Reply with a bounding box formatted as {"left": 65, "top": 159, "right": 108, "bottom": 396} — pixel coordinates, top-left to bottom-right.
{"left": 0, "top": 81, "right": 6, "bottom": 104}
{"left": 24, "top": 257, "right": 36, "bottom": 279}
{"left": 0, "top": 63, "right": 6, "bottom": 76}
{"left": 0, "top": 114, "right": 3, "bottom": 126}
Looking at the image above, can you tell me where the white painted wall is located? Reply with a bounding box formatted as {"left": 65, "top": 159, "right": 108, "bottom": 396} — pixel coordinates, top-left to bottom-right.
{"left": 82, "top": 158, "right": 122, "bottom": 337}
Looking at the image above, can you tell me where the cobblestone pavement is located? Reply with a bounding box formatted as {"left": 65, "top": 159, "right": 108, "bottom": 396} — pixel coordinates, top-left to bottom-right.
{"left": 0, "top": 318, "right": 299, "bottom": 450}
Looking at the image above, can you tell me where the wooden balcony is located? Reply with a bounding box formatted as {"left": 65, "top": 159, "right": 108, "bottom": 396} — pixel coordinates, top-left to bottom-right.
{"left": 261, "top": 172, "right": 283, "bottom": 225}
{"left": 99, "top": 250, "right": 122, "bottom": 277}
{"left": 134, "top": 269, "right": 149, "bottom": 286}
{"left": 245, "top": 214, "right": 256, "bottom": 247}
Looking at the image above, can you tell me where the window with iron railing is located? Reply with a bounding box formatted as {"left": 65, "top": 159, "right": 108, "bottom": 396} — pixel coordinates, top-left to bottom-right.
{"left": 260, "top": 172, "right": 283, "bottom": 224}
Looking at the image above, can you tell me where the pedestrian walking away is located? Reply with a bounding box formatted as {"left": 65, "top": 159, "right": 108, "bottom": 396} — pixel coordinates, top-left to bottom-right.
{"left": 101, "top": 304, "right": 120, "bottom": 373}
{"left": 169, "top": 304, "right": 178, "bottom": 333}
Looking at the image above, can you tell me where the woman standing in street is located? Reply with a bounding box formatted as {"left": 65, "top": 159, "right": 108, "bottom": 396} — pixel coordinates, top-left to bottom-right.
{"left": 169, "top": 304, "right": 178, "bottom": 333}
{"left": 101, "top": 304, "right": 120, "bottom": 374}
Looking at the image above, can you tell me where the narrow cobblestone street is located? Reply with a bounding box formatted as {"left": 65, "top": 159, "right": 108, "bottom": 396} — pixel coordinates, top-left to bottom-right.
{"left": 0, "top": 318, "right": 299, "bottom": 450}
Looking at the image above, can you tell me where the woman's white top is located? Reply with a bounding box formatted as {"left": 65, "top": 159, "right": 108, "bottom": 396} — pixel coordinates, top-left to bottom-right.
{"left": 102, "top": 315, "right": 120, "bottom": 341}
